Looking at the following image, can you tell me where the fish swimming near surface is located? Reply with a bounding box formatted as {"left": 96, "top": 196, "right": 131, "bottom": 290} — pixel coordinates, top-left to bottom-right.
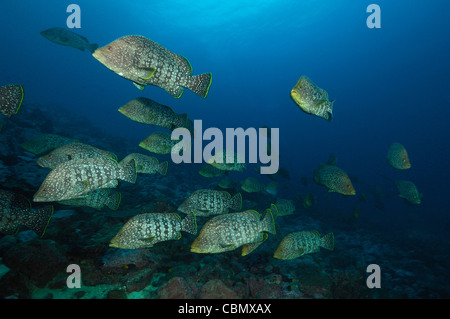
{"left": 119, "top": 97, "right": 187, "bottom": 131}
{"left": 58, "top": 189, "right": 121, "bottom": 211}
{"left": 33, "top": 156, "right": 136, "bottom": 202}
{"left": 396, "top": 180, "right": 421, "bottom": 205}
{"left": 119, "top": 153, "right": 168, "bottom": 176}
{"left": 0, "top": 190, "right": 53, "bottom": 237}
{"left": 387, "top": 142, "right": 411, "bottom": 170}
{"left": 178, "top": 189, "right": 242, "bottom": 217}
{"left": 190, "top": 209, "right": 276, "bottom": 255}
{"left": 110, "top": 211, "right": 197, "bottom": 249}
{"left": 291, "top": 75, "right": 334, "bottom": 121}
{"left": 314, "top": 163, "right": 356, "bottom": 195}
{"left": 37, "top": 142, "right": 117, "bottom": 169}
{"left": 21, "top": 134, "right": 79, "bottom": 155}
{"left": 0, "top": 84, "right": 24, "bottom": 118}
{"left": 40, "top": 27, "right": 98, "bottom": 53}
{"left": 92, "top": 35, "right": 212, "bottom": 98}
{"left": 273, "top": 230, "right": 334, "bottom": 260}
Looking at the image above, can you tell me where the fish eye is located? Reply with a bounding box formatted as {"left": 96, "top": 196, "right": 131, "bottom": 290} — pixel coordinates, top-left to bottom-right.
{"left": 107, "top": 46, "right": 112, "bottom": 51}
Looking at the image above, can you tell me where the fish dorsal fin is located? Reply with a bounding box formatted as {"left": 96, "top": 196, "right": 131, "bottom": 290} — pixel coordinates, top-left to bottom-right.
{"left": 311, "top": 230, "right": 321, "bottom": 237}
{"left": 133, "top": 82, "right": 145, "bottom": 90}
{"left": 243, "top": 209, "right": 261, "bottom": 220}
{"left": 167, "top": 213, "right": 181, "bottom": 221}
{"left": 171, "top": 53, "right": 192, "bottom": 75}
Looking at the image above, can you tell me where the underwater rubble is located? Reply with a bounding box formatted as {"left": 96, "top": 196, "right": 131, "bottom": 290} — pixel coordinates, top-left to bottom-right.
{"left": 1, "top": 103, "right": 450, "bottom": 299}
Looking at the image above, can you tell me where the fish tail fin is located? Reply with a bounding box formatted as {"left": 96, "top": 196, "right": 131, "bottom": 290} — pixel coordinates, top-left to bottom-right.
{"left": 230, "top": 193, "right": 242, "bottom": 211}
{"left": 88, "top": 43, "right": 99, "bottom": 53}
{"left": 106, "top": 192, "right": 121, "bottom": 210}
{"left": 186, "top": 73, "right": 212, "bottom": 98}
{"left": 0, "top": 84, "right": 24, "bottom": 117}
{"left": 119, "top": 158, "right": 137, "bottom": 184}
{"left": 180, "top": 211, "right": 197, "bottom": 235}
{"left": 22, "top": 205, "right": 54, "bottom": 237}
{"left": 157, "top": 161, "right": 168, "bottom": 176}
{"left": 262, "top": 208, "right": 276, "bottom": 235}
{"left": 268, "top": 203, "right": 278, "bottom": 219}
{"left": 321, "top": 232, "right": 334, "bottom": 250}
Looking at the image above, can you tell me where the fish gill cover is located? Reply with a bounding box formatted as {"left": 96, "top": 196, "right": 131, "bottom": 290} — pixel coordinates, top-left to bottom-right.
{"left": 0, "top": 0, "right": 450, "bottom": 302}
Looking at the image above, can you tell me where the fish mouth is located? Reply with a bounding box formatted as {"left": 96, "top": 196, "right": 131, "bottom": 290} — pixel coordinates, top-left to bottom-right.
{"left": 109, "top": 241, "right": 119, "bottom": 248}
{"left": 190, "top": 246, "right": 204, "bottom": 253}
{"left": 92, "top": 49, "right": 103, "bottom": 62}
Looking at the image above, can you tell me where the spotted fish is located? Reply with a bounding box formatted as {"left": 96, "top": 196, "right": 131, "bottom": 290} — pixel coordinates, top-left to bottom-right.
{"left": 273, "top": 230, "right": 334, "bottom": 260}
{"left": 119, "top": 97, "right": 187, "bottom": 131}
{"left": 314, "top": 163, "right": 356, "bottom": 195}
{"left": 92, "top": 35, "right": 212, "bottom": 98}
{"left": 0, "top": 84, "right": 24, "bottom": 118}
{"left": 198, "top": 164, "right": 227, "bottom": 178}
{"left": 178, "top": 189, "right": 242, "bottom": 217}
{"left": 190, "top": 209, "right": 276, "bottom": 255}
{"left": 396, "top": 180, "right": 421, "bottom": 205}
{"left": 33, "top": 156, "right": 136, "bottom": 202}
{"left": 241, "top": 177, "right": 265, "bottom": 193}
{"left": 387, "top": 142, "right": 411, "bottom": 170}
{"left": 110, "top": 212, "right": 197, "bottom": 249}
{"left": 274, "top": 199, "right": 295, "bottom": 217}
{"left": 40, "top": 27, "right": 98, "bottom": 53}
{"left": 206, "top": 150, "right": 246, "bottom": 172}
{"left": 139, "top": 131, "right": 187, "bottom": 155}
{"left": 291, "top": 76, "right": 334, "bottom": 121}
{"left": 217, "top": 176, "right": 238, "bottom": 189}
{"left": 37, "top": 142, "right": 117, "bottom": 169}
{"left": 119, "top": 153, "right": 168, "bottom": 176}
{"left": 21, "top": 134, "right": 78, "bottom": 155}
{"left": 0, "top": 189, "right": 53, "bottom": 237}
{"left": 58, "top": 189, "right": 121, "bottom": 211}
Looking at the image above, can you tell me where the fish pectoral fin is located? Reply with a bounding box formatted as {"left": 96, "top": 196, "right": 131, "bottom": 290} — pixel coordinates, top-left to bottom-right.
{"left": 219, "top": 242, "right": 234, "bottom": 249}
{"left": 146, "top": 114, "right": 156, "bottom": 123}
{"left": 314, "top": 100, "right": 328, "bottom": 109}
{"left": 133, "top": 82, "right": 146, "bottom": 90}
{"left": 140, "top": 236, "right": 155, "bottom": 243}
{"left": 139, "top": 67, "right": 156, "bottom": 80}
{"left": 75, "top": 180, "right": 90, "bottom": 193}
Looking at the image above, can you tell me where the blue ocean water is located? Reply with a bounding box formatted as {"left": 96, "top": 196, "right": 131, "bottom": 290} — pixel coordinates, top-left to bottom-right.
{"left": 1, "top": 0, "right": 450, "bottom": 299}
